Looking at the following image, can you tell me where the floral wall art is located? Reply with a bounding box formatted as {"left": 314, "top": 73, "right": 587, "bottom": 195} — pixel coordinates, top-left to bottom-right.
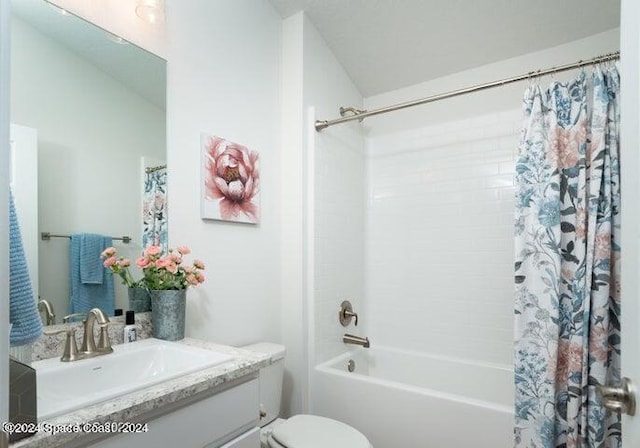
{"left": 201, "top": 134, "right": 260, "bottom": 224}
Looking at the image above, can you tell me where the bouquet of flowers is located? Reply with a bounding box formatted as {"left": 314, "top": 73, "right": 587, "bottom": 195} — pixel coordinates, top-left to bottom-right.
{"left": 101, "top": 245, "right": 205, "bottom": 290}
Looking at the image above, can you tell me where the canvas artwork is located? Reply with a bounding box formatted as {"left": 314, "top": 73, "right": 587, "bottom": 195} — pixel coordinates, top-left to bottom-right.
{"left": 201, "top": 134, "right": 261, "bottom": 224}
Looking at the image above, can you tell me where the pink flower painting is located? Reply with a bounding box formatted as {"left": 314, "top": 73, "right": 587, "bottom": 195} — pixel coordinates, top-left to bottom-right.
{"left": 201, "top": 134, "right": 260, "bottom": 224}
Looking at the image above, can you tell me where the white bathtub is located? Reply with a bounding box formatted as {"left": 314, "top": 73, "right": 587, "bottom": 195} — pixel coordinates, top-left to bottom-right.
{"left": 313, "top": 346, "right": 514, "bottom": 448}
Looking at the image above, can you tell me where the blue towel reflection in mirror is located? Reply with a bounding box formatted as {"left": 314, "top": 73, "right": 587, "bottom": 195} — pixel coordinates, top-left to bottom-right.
{"left": 69, "top": 233, "right": 115, "bottom": 317}
{"left": 9, "top": 191, "right": 42, "bottom": 346}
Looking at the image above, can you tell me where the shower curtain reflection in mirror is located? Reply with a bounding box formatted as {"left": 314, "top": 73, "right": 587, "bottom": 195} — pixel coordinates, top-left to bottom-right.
{"left": 142, "top": 166, "right": 168, "bottom": 251}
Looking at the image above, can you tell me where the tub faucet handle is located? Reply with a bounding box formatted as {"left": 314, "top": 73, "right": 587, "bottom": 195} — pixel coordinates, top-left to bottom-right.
{"left": 338, "top": 300, "right": 359, "bottom": 326}
{"left": 345, "top": 309, "right": 358, "bottom": 326}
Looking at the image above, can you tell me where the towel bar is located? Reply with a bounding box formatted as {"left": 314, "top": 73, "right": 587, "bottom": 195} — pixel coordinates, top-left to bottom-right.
{"left": 41, "top": 232, "right": 131, "bottom": 244}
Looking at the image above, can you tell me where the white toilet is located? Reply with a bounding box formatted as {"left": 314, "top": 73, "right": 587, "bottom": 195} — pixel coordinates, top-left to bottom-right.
{"left": 242, "top": 342, "right": 372, "bottom": 448}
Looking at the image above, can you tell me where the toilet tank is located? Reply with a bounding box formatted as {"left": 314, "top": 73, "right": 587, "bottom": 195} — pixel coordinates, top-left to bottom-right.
{"left": 241, "top": 342, "right": 286, "bottom": 426}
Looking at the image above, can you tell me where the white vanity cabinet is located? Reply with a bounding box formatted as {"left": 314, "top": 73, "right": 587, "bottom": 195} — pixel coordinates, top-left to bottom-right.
{"left": 89, "top": 377, "right": 260, "bottom": 448}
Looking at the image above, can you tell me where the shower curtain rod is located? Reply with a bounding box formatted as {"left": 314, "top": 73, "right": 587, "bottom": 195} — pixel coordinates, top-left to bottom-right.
{"left": 314, "top": 51, "right": 620, "bottom": 132}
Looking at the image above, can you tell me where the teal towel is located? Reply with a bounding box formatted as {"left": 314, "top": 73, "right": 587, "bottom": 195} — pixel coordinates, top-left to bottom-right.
{"left": 69, "top": 234, "right": 115, "bottom": 316}
{"left": 79, "top": 234, "right": 106, "bottom": 284}
{"left": 9, "top": 191, "right": 42, "bottom": 346}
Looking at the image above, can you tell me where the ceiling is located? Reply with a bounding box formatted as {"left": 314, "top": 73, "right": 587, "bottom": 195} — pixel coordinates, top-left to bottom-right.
{"left": 268, "top": 0, "right": 621, "bottom": 97}
{"left": 11, "top": 0, "right": 166, "bottom": 109}
{"left": 10, "top": 1, "right": 620, "bottom": 103}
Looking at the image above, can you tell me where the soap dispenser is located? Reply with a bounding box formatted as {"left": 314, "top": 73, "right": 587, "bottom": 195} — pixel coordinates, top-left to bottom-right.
{"left": 123, "top": 311, "right": 137, "bottom": 343}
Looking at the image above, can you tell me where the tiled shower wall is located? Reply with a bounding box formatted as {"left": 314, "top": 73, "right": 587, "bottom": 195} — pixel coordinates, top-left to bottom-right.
{"left": 365, "top": 110, "right": 521, "bottom": 366}
{"left": 314, "top": 124, "right": 366, "bottom": 364}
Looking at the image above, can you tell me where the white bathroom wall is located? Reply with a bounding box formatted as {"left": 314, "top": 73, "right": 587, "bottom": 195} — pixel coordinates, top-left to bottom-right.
{"left": 280, "top": 13, "right": 307, "bottom": 416}
{"left": 165, "top": 0, "right": 283, "bottom": 348}
{"left": 363, "top": 30, "right": 619, "bottom": 366}
{"left": 10, "top": 16, "right": 166, "bottom": 317}
{"left": 279, "top": 12, "right": 366, "bottom": 415}
{"left": 300, "top": 15, "right": 366, "bottom": 366}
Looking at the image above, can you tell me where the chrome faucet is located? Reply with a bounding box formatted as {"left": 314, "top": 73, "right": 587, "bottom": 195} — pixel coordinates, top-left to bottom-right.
{"left": 81, "top": 308, "right": 113, "bottom": 355}
{"left": 38, "top": 299, "right": 56, "bottom": 325}
{"left": 44, "top": 307, "right": 113, "bottom": 362}
{"left": 343, "top": 333, "right": 370, "bottom": 348}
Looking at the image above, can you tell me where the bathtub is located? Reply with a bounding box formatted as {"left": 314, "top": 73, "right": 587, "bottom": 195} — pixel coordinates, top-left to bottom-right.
{"left": 313, "top": 346, "right": 513, "bottom": 448}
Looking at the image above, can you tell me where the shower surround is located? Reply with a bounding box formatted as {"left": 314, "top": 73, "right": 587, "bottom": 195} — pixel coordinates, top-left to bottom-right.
{"left": 304, "top": 22, "right": 619, "bottom": 448}
{"left": 365, "top": 110, "right": 520, "bottom": 366}
{"left": 310, "top": 110, "right": 521, "bottom": 447}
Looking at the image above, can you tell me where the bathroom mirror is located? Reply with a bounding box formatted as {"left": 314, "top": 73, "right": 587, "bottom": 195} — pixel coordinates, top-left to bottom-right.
{"left": 9, "top": 0, "right": 167, "bottom": 324}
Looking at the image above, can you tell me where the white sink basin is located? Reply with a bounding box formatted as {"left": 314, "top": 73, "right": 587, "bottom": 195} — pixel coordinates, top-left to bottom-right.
{"left": 33, "top": 338, "right": 233, "bottom": 420}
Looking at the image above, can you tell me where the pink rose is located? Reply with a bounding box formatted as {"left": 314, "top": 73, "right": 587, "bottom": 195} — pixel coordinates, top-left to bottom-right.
{"left": 193, "top": 259, "right": 205, "bottom": 270}
{"left": 203, "top": 136, "right": 260, "bottom": 223}
{"left": 165, "top": 263, "right": 178, "bottom": 274}
{"left": 144, "top": 245, "right": 163, "bottom": 257}
{"left": 177, "top": 246, "right": 190, "bottom": 255}
{"left": 155, "top": 258, "right": 168, "bottom": 268}
{"left": 170, "top": 252, "right": 182, "bottom": 264}
{"left": 196, "top": 272, "right": 205, "bottom": 283}
{"left": 103, "top": 256, "right": 117, "bottom": 267}
{"left": 186, "top": 274, "right": 198, "bottom": 285}
{"left": 101, "top": 247, "right": 116, "bottom": 258}
{"left": 119, "top": 258, "right": 131, "bottom": 267}
{"left": 136, "top": 256, "right": 151, "bottom": 268}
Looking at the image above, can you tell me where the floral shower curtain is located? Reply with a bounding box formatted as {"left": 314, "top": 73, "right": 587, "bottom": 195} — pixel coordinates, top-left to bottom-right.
{"left": 142, "top": 167, "right": 168, "bottom": 251}
{"left": 514, "top": 66, "right": 621, "bottom": 447}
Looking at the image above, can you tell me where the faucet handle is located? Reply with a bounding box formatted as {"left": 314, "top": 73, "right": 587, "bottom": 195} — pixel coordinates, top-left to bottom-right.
{"left": 97, "top": 323, "right": 114, "bottom": 353}
{"left": 345, "top": 309, "right": 358, "bottom": 326}
{"left": 338, "top": 300, "right": 359, "bottom": 327}
{"left": 43, "top": 328, "right": 80, "bottom": 362}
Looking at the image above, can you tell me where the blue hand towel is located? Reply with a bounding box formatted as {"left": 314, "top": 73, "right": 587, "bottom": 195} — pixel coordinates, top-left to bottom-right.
{"left": 9, "top": 191, "right": 43, "bottom": 346}
{"left": 69, "top": 234, "right": 115, "bottom": 316}
{"left": 79, "top": 234, "right": 106, "bottom": 284}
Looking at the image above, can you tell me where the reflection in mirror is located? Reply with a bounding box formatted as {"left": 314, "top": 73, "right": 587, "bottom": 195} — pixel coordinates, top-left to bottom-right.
{"left": 10, "top": 0, "right": 166, "bottom": 325}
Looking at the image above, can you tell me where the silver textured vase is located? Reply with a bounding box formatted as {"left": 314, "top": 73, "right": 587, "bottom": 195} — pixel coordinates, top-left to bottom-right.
{"left": 150, "top": 289, "right": 186, "bottom": 341}
{"left": 128, "top": 287, "right": 151, "bottom": 313}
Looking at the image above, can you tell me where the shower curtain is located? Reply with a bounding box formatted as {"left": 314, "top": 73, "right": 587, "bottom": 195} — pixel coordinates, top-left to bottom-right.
{"left": 142, "top": 168, "right": 168, "bottom": 251}
{"left": 514, "top": 66, "right": 621, "bottom": 448}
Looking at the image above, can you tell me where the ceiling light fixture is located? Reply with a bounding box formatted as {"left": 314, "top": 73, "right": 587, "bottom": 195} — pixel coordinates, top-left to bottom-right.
{"left": 135, "top": 0, "right": 165, "bottom": 25}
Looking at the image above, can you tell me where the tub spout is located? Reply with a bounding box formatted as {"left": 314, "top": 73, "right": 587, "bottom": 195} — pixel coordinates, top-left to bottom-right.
{"left": 343, "top": 333, "right": 370, "bottom": 348}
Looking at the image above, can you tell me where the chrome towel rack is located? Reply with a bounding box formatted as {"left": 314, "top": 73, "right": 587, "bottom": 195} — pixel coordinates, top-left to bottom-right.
{"left": 40, "top": 232, "right": 131, "bottom": 244}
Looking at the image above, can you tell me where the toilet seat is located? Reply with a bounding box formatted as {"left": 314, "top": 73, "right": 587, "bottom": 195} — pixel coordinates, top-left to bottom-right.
{"left": 267, "top": 414, "right": 371, "bottom": 448}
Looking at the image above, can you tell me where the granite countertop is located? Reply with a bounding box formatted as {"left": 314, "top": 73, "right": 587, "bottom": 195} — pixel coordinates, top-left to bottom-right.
{"left": 11, "top": 339, "right": 271, "bottom": 448}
